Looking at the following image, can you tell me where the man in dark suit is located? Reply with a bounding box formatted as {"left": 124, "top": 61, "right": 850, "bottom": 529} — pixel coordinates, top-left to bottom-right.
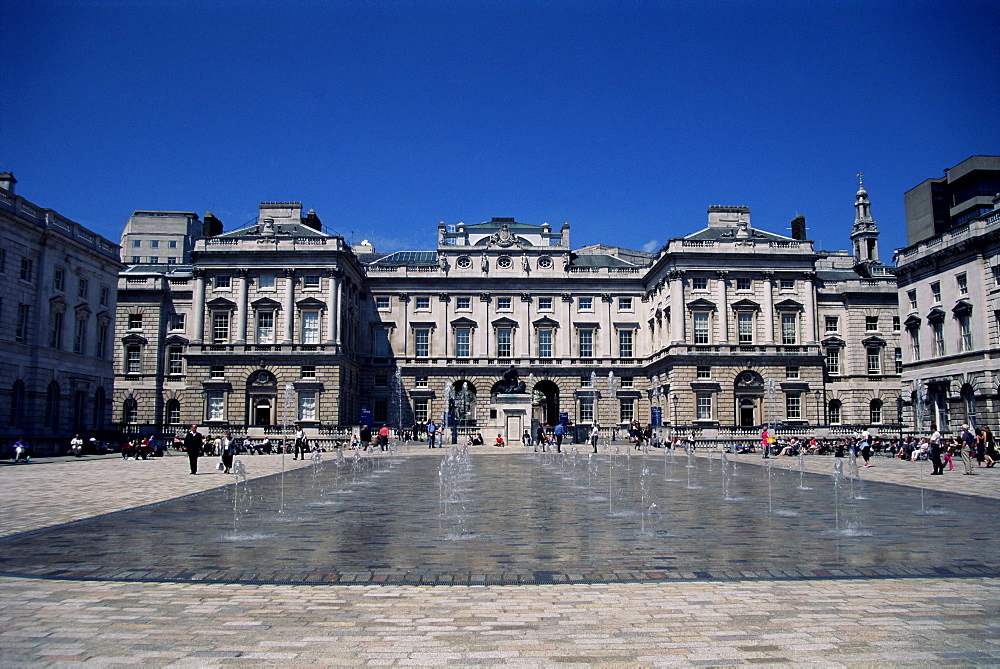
{"left": 184, "top": 425, "right": 204, "bottom": 474}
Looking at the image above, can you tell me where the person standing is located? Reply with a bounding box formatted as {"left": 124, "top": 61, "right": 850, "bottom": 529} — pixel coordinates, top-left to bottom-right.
{"left": 554, "top": 421, "right": 565, "bottom": 453}
{"left": 928, "top": 426, "right": 944, "bottom": 475}
{"left": 378, "top": 424, "right": 390, "bottom": 451}
{"left": 360, "top": 425, "right": 372, "bottom": 451}
{"left": 184, "top": 425, "right": 203, "bottom": 475}
{"left": 535, "top": 425, "right": 546, "bottom": 453}
{"left": 984, "top": 426, "right": 997, "bottom": 467}
{"left": 425, "top": 420, "right": 436, "bottom": 449}
{"left": 960, "top": 424, "right": 976, "bottom": 475}
{"left": 590, "top": 423, "right": 600, "bottom": 453}
{"left": 293, "top": 424, "right": 307, "bottom": 460}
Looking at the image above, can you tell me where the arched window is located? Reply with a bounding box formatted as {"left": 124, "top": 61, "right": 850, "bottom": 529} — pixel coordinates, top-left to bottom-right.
{"left": 123, "top": 397, "right": 138, "bottom": 424}
{"left": 869, "top": 399, "right": 883, "bottom": 425}
{"left": 828, "top": 399, "right": 842, "bottom": 425}
{"left": 166, "top": 399, "right": 181, "bottom": 425}
{"left": 44, "top": 381, "right": 61, "bottom": 428}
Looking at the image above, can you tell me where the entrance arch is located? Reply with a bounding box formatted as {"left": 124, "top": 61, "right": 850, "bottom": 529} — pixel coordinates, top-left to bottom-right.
{"left": 247, "top": 370, "right": 278, "bottom": 426}
{"left": 734, "top": 370, "right": 765, "bottom": 428}
{"left": 532, "top": 379, "right": 560, "bottom": 426}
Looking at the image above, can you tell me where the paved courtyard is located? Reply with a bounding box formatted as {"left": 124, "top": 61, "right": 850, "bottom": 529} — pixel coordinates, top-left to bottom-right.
{"left": 2, "top": 446, "right": 999, "bottom": 666}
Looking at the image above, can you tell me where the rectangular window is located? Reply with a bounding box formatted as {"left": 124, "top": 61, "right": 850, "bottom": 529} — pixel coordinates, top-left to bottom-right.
{"left": 415, "top": 296, "right": 431, "bottom": 310}
{"left": 20, "top": 257, "right": 32, "bottom": 282}
{"left": 910, "top": 330, "right": 921, "bottom": 361}
{"left": 692, "top": 277, "right": 708, "bottom": 290}
{"left": 168, "top": 240, "right": 177, "bottom": 248}
{"left": 131, "top": 256, "right": 141, "bottom": 264}
{"left": 780, "top": 278, "right": 795, "bottom": 290}
{"left": 96, "top": 323, "right": 108, "bottom": 359}
{"left": 867, "top": 347, "right": 882, "bottom": 375}
{"left": 537, "top": 328, "right": 553, "bottom": 358}
{"left": 415, "top": 375, "right": 428, "bottom": 388}
{"left": 829, "top": 402, "right": 841, "bottom": 424}
{"left": 618, "top": 296, "right": 633, "bottom": 311}
{"left": 125, "top": 344, "right": 141, "bottom": 374}
{"left": 894, "top": 347, "right": 903, "bottom": 374}
{"left": 414, "top": 398, "right": 429, "bottom": 423}
{"left": 132, "top": 240, "right": 141, "bottom": 248}
{"left": 581, "top": 375, "right": 592, "bottom": 386}
{"left": 786, "top": 393, "right": 801, "bottom": 420}
{"left": 15, "top": 304, "right": 29, "bottom": 342}
{"left": 620, "top": 376, "right": 634, "bottom": 388}
{"left": 579, "top": 328, "right": 594, "bottom": 357}
{"left": 956, "top": 273, "right": 968, "bottom": 295}
{"left": 100, "top": 285, "right": 109, "bottom": 306}
{"left": 212, "top": 312, "right": 230, "bottom": 343}
{"left": 77, "top": 277, "right": 89, "bottom": 300}
{"left": 415, "top": 328, "right": 430, "bottom": 357}
{"left": 786, "top": 366, "right": 799, "bottom": 379}
{"left": 49, "top": 311, "right": 64, "bottom": 349}
{"left": 496, "top": 327, "right": 512, "bottom": 357}
{"left": 375, "top": 295, "right": 390, "bottom": 310}
{"left": 738, "top": 313, "right": 754, "bottom": 344}
{"left": 865, "top": 315, "right": 879, "bottom": 331}
{"left": 696, "top": 365, "right": 711, "bottom": 379}
{"left": 580, "top": 399, "right": 594, "bottom": 423}
{"left": 907, "top": 290, "right": 917, "bottom": 311}
{"left": 781, "top": 313, "right": 797, "bottom": 345}
{"left": 167, "top": 402, "right": 181, "bottom": 425}
{"left": 259, "top": 274, "right": 275, "bottom": 290}
{"left": 298, "top": 391, "right": 316, "bottom": 421}
{"left": 256, "top": 311, "right": 274, "bottom": 344}
{"left": 933, "top": 321, "right": 945, "bottom": 356}
{"left": 959, "top": 315, "right": 973, "bottom": 352}
{"left": 215, "top": 275, "right": 231, "bottom": 289}
{"left": 620, "top": 398, "right": 635, "bottom": 423}
{"left": 374, "top": 328, "right": 390, "bottom": 357}
{"left": 892, "top": 316, "right": 900, "bottom": 331}
{"left": 618, "top": 329, "right": 633, "bottom": 357}
{"left": 168, "top": 346, "right": 183, "bottom": 375}
{"left": 693, "top": 312, "right": 709, "bottom": 344}
{"left": 169, "top": 313, "right": 186, "bottom": 331}
{"left": 456, "top": 296, "right": 471, "bottom": 310}
{"left": 578, "top": 296, "right": 594, "bottom": 311}
{"left": 870, "top": 401, "right": 883, "bottom": 424}
{"left": 301, "top": 311, "right": 320, "bottom": 344}
{"left": 736, "top": 277, "right": 751, "bottom": 291}
{"left": 826, "top": 348, "right": 840, "bottom": 375}
{"left": 696, "top": 393, "right": 713, "bottom": 420}
{"left": 167, "top": 257, "right": 178, "bottom": 264}
{"left": 373, "top": 398, "right": 387, "bottom": 423}
{"left": 825, "top": 316, "right": 839, "bottom": 332}
{"left": 128, "top": 313, "right": 142, "bottom": 329}
{"left": 456, "top": 327, "right": 471, "bottom": 357}
{"left": 150, "top": 240, "right": 159, "bottom": 248}
{"left": 210, "top": 365, "right": 225, "bottom": 379}
{"left": 538, "top": 296, "right": 553, "bottom": 311}
{"left": 301, "top": 365, "right": 316, "bottom": 379}
{"left": 206, "top": 391, "right": 225, "bottom": 421}
{"left": 73, "top": 317, "right": 86, "bottom": 354}
{"left": 53, "top": 267, "right": 65, "bottom": 291}
{"left": 931, "top": 281, "right": 941, "bottom": 303}
{"left": 496, "top": 296, "right": 512, "bottom": 311}
{"left": 303, "top": 275, "right": 320, "bottom": 289}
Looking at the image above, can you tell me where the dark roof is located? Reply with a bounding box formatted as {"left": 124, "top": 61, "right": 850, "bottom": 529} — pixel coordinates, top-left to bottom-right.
{"left": 569, "top": 254, "right": 635, "bottom": 268}
{"left": 465, "top": 219, "right": 544, "bottom": 231}
{"left": 215, "top": 221, "right": 327, "bottom": 239}
{"left": 368, "top": 251, "right": 439, "bottom": 266}
{"left": 683, "top": 226, "right": 792, "bottom": 242}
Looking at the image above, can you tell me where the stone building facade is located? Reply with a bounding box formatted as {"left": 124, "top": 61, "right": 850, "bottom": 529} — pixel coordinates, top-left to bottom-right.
{"left": 114, "top": 186, "right": 901, "bottom": 443}
{"left": 0, "top": 173, "right": 123, "bottom": 455}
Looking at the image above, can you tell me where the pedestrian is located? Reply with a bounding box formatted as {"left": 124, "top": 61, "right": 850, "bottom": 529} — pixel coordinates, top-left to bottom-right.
{"left": 960, "top": 424, "right": 976, "bottom": 475}
{"left": 984, "top": 426, "right": 997, "bottom": 467}
{"left": 70, "top": 433, "right": 84, "bottom": 457}
{"left": 425, "top": 421, "right": 436, "bottom": 449}
{"left": 292, "top": 424, "right": 307, "bottom": 459}
{"left": 220, "top": 431, "right": 235, "bottom": 474}
{"left": 554, "top": 421, "right": 565, "bottom": 453}
{"left": 360, "top": 425, "right": 373, "bottom": 451}
{"left": 378, "top": 424, "right": 390, "bottom": 451}
{"left": 590, "top": 423, "right": 600, "bottom": 453}
{"left": 522, "top": 428, "right": 531, "bottom": 448}
{"left": 860, "top": 435, "right": 873, "bottom": 467}
{"left": 535, "top": 425, "right": 546, "bottom": 453}
{"left": 184, "top": 425, "right": 203, "bottom": 475}
{"left": 928, "top": 426, "right": 943, "bottom": 475}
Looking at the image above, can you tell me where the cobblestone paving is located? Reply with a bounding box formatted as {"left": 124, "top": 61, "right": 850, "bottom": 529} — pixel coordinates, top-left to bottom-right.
{"left": 1, "top": 446, "right": 999, "bottom": 665}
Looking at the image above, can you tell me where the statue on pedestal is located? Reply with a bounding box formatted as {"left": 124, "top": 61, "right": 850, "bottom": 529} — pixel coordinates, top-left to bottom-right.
{"left": 497, "top": 365, "right": 526, "bottom": 394}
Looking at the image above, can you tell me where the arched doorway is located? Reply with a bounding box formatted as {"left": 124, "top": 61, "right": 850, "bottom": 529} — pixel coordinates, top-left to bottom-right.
{"left": 734, "top": 370, "right": 764, "bottom": 427}
{"left": 247, "top": 370, "right": 278, "bottom": 426}
{"left": 532, "top": 379, "right": 560, "bottom": 426}
{"left": 738, "top": 397, "right": 757, "bottom": 427}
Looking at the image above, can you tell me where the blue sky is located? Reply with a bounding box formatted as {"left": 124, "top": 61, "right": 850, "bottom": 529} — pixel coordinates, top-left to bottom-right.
{"left": 4, "top": 0, "right": 998, "bottom": 258}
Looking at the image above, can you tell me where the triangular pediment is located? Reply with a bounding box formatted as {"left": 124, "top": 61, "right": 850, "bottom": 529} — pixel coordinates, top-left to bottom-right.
{"left": 926, "top": 306, "right": 946, "bottom": 322}
{"left": 686, "top": 298, "right": 716, "bottom": 310}
{"left": 821, "top": 335, "right": 845, "bottom": 348}
{"left": 952, "top": 299, "right": 973, "bottom": 316}
{"left": 532, "top": 316, "right": 560, "bottom": 329}
{"left": 450, "top": 317, "right": 478, "bottom": 328}
{"left": 251, "top": 297, "right": 282, "bottom": 310}
{"left": 206, "top": 297, "right": 236, "bottom": 309}
{"left": 295, "top": 297, "right": 326, "bottom": 309}
{"left": 730, "top": 298, "right": 760, "bottom": 311}
{"left": 861, "top": 335, "right": 887, "bottom": 348}
{"left": 491, "top": 317, "right": 518, "bottom": 328}
{"left": 774, "top": 298, "right": 803, "bottom": 311}
{"left": 903, "top": 313, "right": 922, "bottom": 328}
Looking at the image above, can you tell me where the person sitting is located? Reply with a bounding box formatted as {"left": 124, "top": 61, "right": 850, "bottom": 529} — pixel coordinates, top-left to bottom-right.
{"left": 495, "top": 434, "right": 505, "bottom": 448}
{"left": 472, "top": 432, "right": 484, "bottom": 446}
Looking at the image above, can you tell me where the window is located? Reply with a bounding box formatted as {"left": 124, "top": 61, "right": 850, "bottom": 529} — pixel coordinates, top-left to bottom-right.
{"left": 49, "top": 311, "right": 64, "bottom": 349}
{"left": 579, "top": 328, "right": 594, "bottom": 357}
{"left": 693, "top": 312, "right": 710, "bottom": 344}
{"left": 414, "top": 398, "right": 429, "bottom": 423}
{"left": 77, "top": 277, "right": 89, "bottom": 300}
{"left": 736, "top": 277, "right": 752, "bottom": 291}
{"left": 825, "top": 316, "right": 839, "bottom": 333}
{"left": 537, "top": 328, "right": 553, "bottom": 358}
{"left": 301, "top": 365, "right": 316, "bottom": 379}
{"left": 958, "top": 314, "right": 973, "bottom": 352}
{"left": 128, "top": 313, "right": 142, "bottom": 329}
{"left": 375, "top": 296, "right": 390, "bottom": 310}
{"left": 496, "top": 296, "right": 512, "bottom": 311}
{"left": 620, "top": 398, "right": 635, "bottom": 423}
{"left": 53, "top": 267, "right": 65, "bottom": 291}
{"left": 168, "top": 240, "right": 177, "bottom": 248}
{"left": 496, "top": 327, "right": 512, "bottom": 357}
{"left": 931, "top": 281, "right": 941, "bottom": 303}
{"left": 786, "top": 393, "right": 801, "bottom": 420}
{"left": 215, "top": 275, "right": 231, "bottom": 289}
{"left": 618, "top": 297, "right": 633, "bottom": 311}
{"left": 738, "top": 313, "right": 754, "bottom": 344}
{"left": 620, "top": 376, "right": 634, "bottom": 388}
{"left": 131, "top": 256, "right": 141, "bottom": 264}
{"left": 907, "top": 290, "right": 917, "bottom": 311}
{"left": 580, "top": 398, "right": 594, "bottom": 423}
{"left": 786, "top": 366, "right": 799, "bottom": 379}
{"left": 210, "top": 365, "right": 225, "bottom": 379}
{"left": 20, "top": 257, "right": 32, "bottom": 282}
{"left": 99, "top": 285, "right": 109, "bottom": 306}
{"left": 696, "top": 365, "right": 711, "bottom": 379}
{"left": 166, "top": 399, "right": 181, "bottom": 425}
{"left": 73, "top": 317, "right": 87, "bottom": 354}
{"left": 167, "top": 257, "right": 178, "bottom": 264}
{"left": 16, "top": 304, "right": 29, "bottom": 342}
{"left": 696, "top": 393, "right": 713, "bottom": 420}
{"left": 415, "top": 376, "right": 428, "bottom": 388}
{"left": 497, "top": 256, "right": 512, "bottom": 269}
{"left": 826, "top": 348, "right": 840, "bottom": 375}
{"left": 867, "top": 347, "right": 882, "bottom": 375}
{"left": 894, "top": 347, "right": 903, "bottom": 374}
{"left": 256, "top": 311, "right": 275, "bottom": 344}
{"left": 781, "top": 313, "right": 797, "bottom": 345}
{"left": 301, "top": 311, "right": 320, "bottom": 344}
{"left": 828, "top": 400, "right": 842, "bottom": 424}
{"left": 373, "top": 398, "right": 387, "bottom": 423}
{"left": 870, "top": 399, "right": 883, "bottom": 425}
{"left": 259, "top": 274, "right": 275, "bottom": 290}
{"left": 298, "top": 391, "right": 316, "bottom": 421}
{"left": 780, "top": 278, "right": 795, "bottom": 290}
{"left": 150, "top": 240, "right": 159, "bottom": 248}
{"left": 618, "top": 329, "right": 633, "bottom": 357}
{"left": 132, "top": 240, "right": 141, "bottom": 248}
{"left": 956, "top": 273, "right": 968, "bottom": 295}
{"left": 933, "top": 321, "right": 945, "bottom": 356}
{"left": 373, "top": 328, "right": 390, "bottom": 357}
{"left": 415, "top": 328, "right": 430, "bottom": 357}
{"left": 206, "top": 391, "right": 225, "bottom": 421}
{"left": 415, "top": 296, "right": 431, "bottom": 310}
{"left": 168, "top": 346, "right": 183, "bottom": 375}
{"left": 910, "top": 330, "right": 921, "bottom": 361}
{"left": 303, "top": 275, "right": 320, "bottom": 289}
{"left": 169, "top": 313, "right": 186, "bottom": 331}
{"left": 122, "top": 397, "right": 137, "bottom": 425}
{"left": 865, "top": 316, "right": 879, "bottom": 332}
{"left": 892, "top": 316, "right": 900, "bottom": 331}
{"left": 125, "top": 344, "right": 141, "bottom": 374}
{"left": 456, "top": 327, "right": 471, "bottom": 357}
{"left": 212, "top": 312, "right": 230, "bottom": 343}
{"left": 692, "top": 277, "right": 708, "bottom": 290}
{"left": 456, "top": 296, "right": 471, "bottom": 310}
{"left": 538, "top": 296, "right": 552, "bottom": 311}
{"left": 96, "top": 323, "right": 108, "bottom": 359}
{"left": 578, "top": 297, "right": 594, "bottom": 311}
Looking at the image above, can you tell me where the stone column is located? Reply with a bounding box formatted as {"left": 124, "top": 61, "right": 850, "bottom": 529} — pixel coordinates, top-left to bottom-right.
{"left": 327, "top": 269, "right": 341, "bottom": 346}
{"left": 235, "top": 269, "right": 249, "bottom": 344}
{"left": 560, "top": 294, "right": 572, "bottom": 359}
{"left": 716, "top": 270, "right": 729, "bottom": 344}
{"left": 804, "top": 271, "right": 817, "bottom": 344}
{"left": 762, "top": 271, "right": 774, "bottom": 345}
{"left": 668, "top": 270, "right": 685, "bottom": 343}
{"left": 282, "top": 269, "right": 295, "bottom": 344}
{"left": 192, "top": 269, "right": 205, "bottom": 344}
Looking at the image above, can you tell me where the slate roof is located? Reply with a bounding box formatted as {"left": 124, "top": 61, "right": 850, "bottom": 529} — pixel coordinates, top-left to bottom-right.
{"left": 214, "top": 221, "right": 327, "bottom": 239}
{"left": 682, "top": 226, "right": 793, "bottom": 242}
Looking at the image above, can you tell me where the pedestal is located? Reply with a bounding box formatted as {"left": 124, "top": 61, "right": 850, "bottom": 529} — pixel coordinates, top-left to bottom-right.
{"left": 493, "top": 394, "right": 532, "bottom": 444}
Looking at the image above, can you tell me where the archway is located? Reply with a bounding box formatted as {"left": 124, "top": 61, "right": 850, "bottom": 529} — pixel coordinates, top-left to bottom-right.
{"left": 532, "top": 379, "right": 560, "bottom": 426}
{"left": 734, "top": 370, "right": 765, "bottom": 427}
{"left": 246, "top": 370, "right": 277, "bottom": 426}
{"left": 738, "top": 397, "right": 756, "bottom": 427}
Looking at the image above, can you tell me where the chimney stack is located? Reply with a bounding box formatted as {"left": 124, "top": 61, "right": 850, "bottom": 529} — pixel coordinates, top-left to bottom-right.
{"left": 790, "top": 215, "right": 807, "bottom": 241}
{"left": 203, "top": 211, "right": 223, "bottom": 237}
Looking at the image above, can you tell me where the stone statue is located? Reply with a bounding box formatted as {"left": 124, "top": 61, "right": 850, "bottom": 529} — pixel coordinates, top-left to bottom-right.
{"left": 497, "top": 365, "right": 526, "bottom": 394}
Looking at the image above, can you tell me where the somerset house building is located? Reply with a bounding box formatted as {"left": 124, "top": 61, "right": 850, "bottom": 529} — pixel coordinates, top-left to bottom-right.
{"left": 114, "top": 183, "right": 901, "bottom": 444}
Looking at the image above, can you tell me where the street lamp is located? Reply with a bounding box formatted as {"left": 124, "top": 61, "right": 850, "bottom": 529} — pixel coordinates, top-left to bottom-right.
{"left": 671, "top": 394, "right": 679, "bottom": 440}
{"left": 896, "top": 395, "right": 904, "bottom": 446}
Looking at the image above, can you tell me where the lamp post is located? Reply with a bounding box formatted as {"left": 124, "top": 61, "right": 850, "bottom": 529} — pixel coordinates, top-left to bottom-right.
{"left": 896, "top": 395, "right": 904, "bottom": 446}
{"left": 671, "top": 394, "right": 679, "bottom": 440}
{"left": 814, "top": 389, "right": 822, "bottom": 428}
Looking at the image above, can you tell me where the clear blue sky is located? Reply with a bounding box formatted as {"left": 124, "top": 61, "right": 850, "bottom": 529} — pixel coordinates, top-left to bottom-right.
{"left": 4, "top": 0, "right": 998, "bottom": 257}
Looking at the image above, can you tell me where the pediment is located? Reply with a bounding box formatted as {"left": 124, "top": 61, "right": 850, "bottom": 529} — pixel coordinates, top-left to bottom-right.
{"left": 450, "top": 317, "right": 478, "bottom": 328}
{"left": 821, "top": 335, "right": 845, "bottom": 348}
{"left": 532, "top": 316, "right": 560, "bottom": 329}
{"left": 120, "top": 333, "right": 148, "bottom": 345}
{"left": 251, "top": 297, "right": 282, "bottom": 310}
{"left": 295, "top": 297, "right": 326, "bottom": 309}
{"left": 206, "top": 297, "right": 236, "bottom": 309}
{"left": 491, "top": 317, "right": 518, "bottom": 329}
{"left": 686, "top": 298, "right": 717, "bottom": 310}
{"left": 861, "top": 335, "right": 887, "bottom": 348}
{"left": 903, "top": 313, "right": 922, "bottom": 328}
{"left": 774, "top": 298, "right": 803, "bottom": 311}
{"left": 730, "top": 298, "right": 760, "bottom": 311}
{"left": 952, "top": 299, "right": 973, "bottom": 316}
{"left": 926, "top": 306, "right": 946, "bottom": 322}
{"left": 165, "top": 334, "right": 189, "bottom": 345}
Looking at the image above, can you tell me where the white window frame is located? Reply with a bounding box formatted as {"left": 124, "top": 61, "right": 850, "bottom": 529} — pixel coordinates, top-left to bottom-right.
{"left": 301, "top": 310, "right": 320, "bottom": 344}
{"left": 256, "top": 311, "right": 275, "bottom": 344}
{"left": 298, "top": 391, "right": 317, "bottom": 421}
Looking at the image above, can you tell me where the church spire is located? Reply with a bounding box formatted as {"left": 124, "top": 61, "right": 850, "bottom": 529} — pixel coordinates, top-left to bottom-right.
{"left": 851, "top": 173, "right": 880, "bottom": 263}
